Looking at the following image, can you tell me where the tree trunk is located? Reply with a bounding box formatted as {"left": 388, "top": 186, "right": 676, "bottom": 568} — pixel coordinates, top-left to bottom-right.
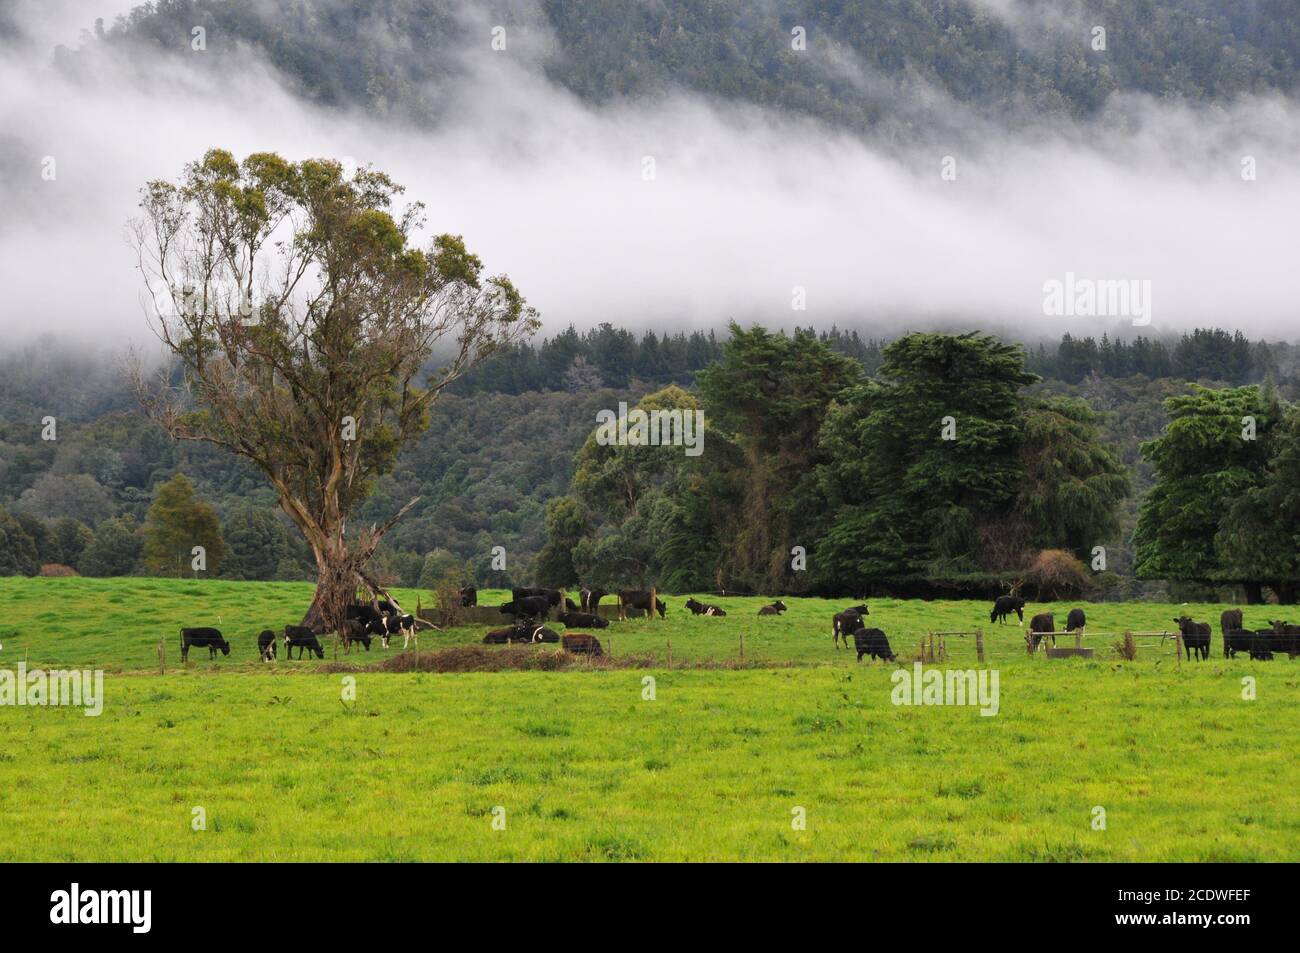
{"left": 1272, "top": 580, "right": 1298, "bottom": 604}
{"left": 1244, "top": 581, "right": 1265, "bottom": 605}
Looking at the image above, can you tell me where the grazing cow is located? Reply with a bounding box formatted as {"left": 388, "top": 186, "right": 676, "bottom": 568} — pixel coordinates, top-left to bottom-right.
{"left": 1267, "top": 620, "right": 1300, "bottom": 658}
{"left": 852, "top": 627, "right": 896, "bottom": 662}
{"left": 558, "top": 611, "right": 609, "bottom": 630}
{"left": 833, "top": 605, "right": 870, "bottom": 648}
{"left": 1065, "top": 608, "right": 1086, "bottom": 633}
{"left": 180, "top": 627, "right": 230, "bottom": 662}
{"left": 1249, "top": 629, "right": 1276, "bottom": 661}
{"left": 458, "top": 586, "right": 477, "bottom": 608}
{"left": 758, "top": 600, "right": 788, "bottom": 616}
{"left": 685, "top": 597, "right": 726, "bottom": 617}
{"left": 580, "top": 588, "right": 606, "bottom": 611}
{"left": 342, "top": 619, "right": 373, "bottom": 653}
{"left": 565, "top": 596, "right": 580, "bottom": 612}
{"left": 1221, "top": 608, "right": 1243, "bottom": 636}
{"left": 1171, "top": 616, "right": 1211, "bottom": 661}
{"left": 990, "top": 595, "right": 1025, "bottom": 625}
{"left": 257, "top": 629, "right": 277, "bottom": 662}
{"left": 499, "top": 596, "right": 551, "bottom": 622}
{"left": 283, "top": 624, "right": 325, "bottom": 660}
{"left": 618, "top": 589, "right": 666, "bottom": 619}
{"left": 561, "top": 633, "right": 604, "bottom": 656}
{"left": 1222, "top": 627, "right": 1255, "bottom": 659}
{"left": 1027, "top": 613, "right": 1055, "bottom": 652}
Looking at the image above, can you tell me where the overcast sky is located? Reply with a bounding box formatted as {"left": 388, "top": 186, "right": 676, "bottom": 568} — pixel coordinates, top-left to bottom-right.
{"left": 1, "top": 0, "right": 1297, "bottom": 349}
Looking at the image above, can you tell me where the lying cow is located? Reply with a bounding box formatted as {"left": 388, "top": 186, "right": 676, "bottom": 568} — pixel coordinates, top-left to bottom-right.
{"left": 1027, "top": 613, "right": 1055, "bottom": 652}
{"left": 561, "top": 633, "right": 604, "bottom": 656}
{"left": 833, "top": 605, "right": 869, "bottom": 648}
{"left": 685, "top": 597, "right": 726, "bottom": 617}
{"left": 758, "top": 600, "right": 787, "bottom": 616}
{"left": 180, "top": 627, "right": 230, "bottom": 662}
{"left": 618, "top": 589, "right": 666, "bottom": 619}
{"left": 257, "top": 629, "right": 277, "bottom": 662}
{"left": 558, "top": 611, "right": 609, "bottom": 630}
{"left": 1173, "top": 616, "right": 1211, "bottom": 661}
{"left": 283, "top": 624, "right": 325, "bottom": 660}
{"left": 499, "top": 596, "right": 551, "bottom": 622}
{"left": 580, "top": 588, "right": 606, "bottom": 611}
{"left": 482, "top": 624, "right": 559, "bottom": 645}
{"left": 990, "top": 595, "right": 1025, "bottom": 625}
{"left": 853, "top": 627, "right": 896, "bottom": 662}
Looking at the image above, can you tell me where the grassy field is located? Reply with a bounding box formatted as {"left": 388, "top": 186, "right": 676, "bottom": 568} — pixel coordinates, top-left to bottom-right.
{"left": 1, "top": 577, "right": 1297, "bottom": 861}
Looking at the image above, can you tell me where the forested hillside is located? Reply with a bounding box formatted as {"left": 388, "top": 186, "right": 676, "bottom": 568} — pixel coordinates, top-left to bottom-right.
{"left": 87, "top": 0, "right": 1300, "bottom": 138}
{"left": 3, "top": 324, "right": 1298, "bottom": 598}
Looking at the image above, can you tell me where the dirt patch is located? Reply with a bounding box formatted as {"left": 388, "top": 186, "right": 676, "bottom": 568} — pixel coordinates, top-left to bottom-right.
{"left": 318, "top": 645, "right": 798, "bottom": 674}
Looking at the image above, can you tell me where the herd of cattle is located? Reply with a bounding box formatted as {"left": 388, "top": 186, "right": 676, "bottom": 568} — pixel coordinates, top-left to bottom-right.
{"left": 175, "top": 587, "right": 1300, "bottom": 664}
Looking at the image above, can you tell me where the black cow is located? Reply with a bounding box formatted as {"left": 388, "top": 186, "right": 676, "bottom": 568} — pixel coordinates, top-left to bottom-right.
{"left": 833, "top": 605, "right": 870, "bottom": 648}
{"left": 283, "top": 624, "right": 325, "bottom": 660}
{"left": 685, "top": 597, "right": 726, "bottom": 617}
{"left": 1065, "top": 608, "right": 1086, "bottom": 633}
{"left": 1268, "top": 620, "right": 1300, "bottom": 658}
{"left": 1223, "top": 627, "right": 1255, "bottom": 659}
{"left": 346, "top": 603, "right": 384, "bottom": 626}
{"left": 257, "top": 629, "right": 277, "bottom": 662}
{"left": 580, "top": 588, "right": 606, "bottom": 611}
{"left": 1250, "top": 629, "right": 1276, "bottom": 661}
{"left": 852, "top": 627, "right": 896, "bottom": 662}
{"left": 342, "top": 619, "right": 373, "bottom": 653}
{"left": 458, "top": 586, "right": 477, "bottom": 608}
{"left": 618, "top": 589, "right": 666, "bottom": 619}
{"left": 558, "top": 611, "right": 609, "bottom": 630}
{"left": 1171, "top": 616, "right": 1211, "bottom": 661}
{"left": 512, "top": 587, "right": 563, "bottom": 609}
{"left": 990, "top": 595, "right": 1025, "bottom": 625}
{"left": 1027, "top": 613, "right": 1055, "bottom": 651}
{"left": 1221, "top": 608, "right": 1243, "bottom": 636}
{"left": 180, "top": 627, "right": 230, "bottom": 662}
{"left": 565, "top": 597, "right": 580, "bottom": 612}
{"left": 758, "top": 600, "right": 787, "bottom": 616}
{"left": 499, "top": 596, "right": 551, "bottom": 622}
{"left": 562, "top": 633, "right": 604, "bottom": 656}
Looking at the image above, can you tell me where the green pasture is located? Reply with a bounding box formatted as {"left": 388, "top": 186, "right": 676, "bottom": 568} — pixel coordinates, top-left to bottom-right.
{"left": 0, "top": 578, "right": 1297, "bottom": 861}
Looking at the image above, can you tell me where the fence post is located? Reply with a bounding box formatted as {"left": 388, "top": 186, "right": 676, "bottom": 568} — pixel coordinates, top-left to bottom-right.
{"left": 739, "top": 631, "right": 744, "bottom": 661}
{"left": 649, "top": 587, "right": 657, "bottom": 622}
{"left": 159, "top": 636, "right": 166, "bottom": 675}
{"left": 666, "top": 638, "right": 672, "bottom": 668}
{"left": 975, "top": 629, "right": 985, "bottom": 664}
{"left": 1176, "top": 632, "right": 1183, "bottom": 667}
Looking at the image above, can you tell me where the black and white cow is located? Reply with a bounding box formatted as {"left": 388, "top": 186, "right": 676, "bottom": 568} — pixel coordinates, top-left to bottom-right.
{"left": 990, "top": 595, "right": 1025, "bottom": 625}
{"left": 283, "top": 624, "right": 325, "bottom": 660}
{"left": 257, "top": 629, "right": 277, "bottom": 662}
{"left": 833, "top": 605, "right": 869, "bottom": 648}
{"left": 580, "top": 588, "right": 606, "bottom": 611}
{"left": 685, "top": 597, "right": 726, "bottom": 617}
{"left": 180, "top": 627, "right": 230, "bottom": 662}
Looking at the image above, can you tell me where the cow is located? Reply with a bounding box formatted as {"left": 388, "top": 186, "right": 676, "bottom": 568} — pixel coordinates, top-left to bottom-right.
{"left": 499, "top": 596, "right": 551, "bottom": 622}
{"left": 180, "top": 627, "right": 230, "bottom": 662}
{"left": 257, "top": 629, "right": 277, "bottom": 662}
{"left": 458, "top": 586, "right": 477, "bottom": 608}
{"left": 833, "top": 605, "right": 870, "bottom": 648}
{"left": 558, "top": 611, "right": 609, "bottom": 630}
{"left": 852, "top": 627, "right": 896, "bottom": 662}
{"left": 1250, "top": 629, "right": 1276, "bottom": 661}
{"left": 341, "top": 619, "right": 373, "bottom": 654}
{"left": 1065, "top": 608, "right": 1086, "bottom": 633}
{"left": 520, "top": 624, "right": 560, "bottom": 643}
{"left": 1027, "top": 613, "right": 1055, "bottom": 652}
{"left": 512, "top": 587, "right": 563, "bottom": 609}
{"left": 618, "top": 589, "right": 666, "bottom": 619}
{"left": 283, "top": 624, "right": 325, "bottom": 660}
{"left": 1221, "top": 608, "right": 1243, "bottom": 636}
{"left": 346, "top": 603, "right": 384, "bottom": 627}
{"left": 1222, "top": 627, "right": 1255, "bottom": 659}
{"left": 685, "top": 597, "right": 726, "bottom": 617}
{"left": 561, "top": 633, "right": 604, "bottom": 656}
{"left": 990, "top": 595, "right": 1025, "bottom": 625}
{"left": 1267, "top": 620, "right": 1300, "bottom": 658}
{"left": 393, "top": 613, "right": 418, "bottom": 649}
{"left": 565, "top": 596, "right": 580, "bottom": 612}
{"left": 1171, "top": 616, "right": 1211, "bottom": 661}
{"left": 580, "top": 588, "right": 606, "bottom": 611}
{"left": 758, "top": 600, "right": 787, "bottom": 616}
{"left": 482, "top": 627, "right": 513, "bottom": 645}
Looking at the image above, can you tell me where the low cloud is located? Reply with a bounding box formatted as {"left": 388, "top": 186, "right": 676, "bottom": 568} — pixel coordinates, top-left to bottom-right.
{"left": 1, "top": 1, "right": 1297, "bottom": 351}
